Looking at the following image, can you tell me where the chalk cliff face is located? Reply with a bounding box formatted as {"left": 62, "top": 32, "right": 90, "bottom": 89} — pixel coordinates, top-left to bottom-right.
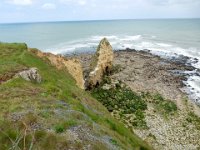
{"left": 30, "top": 49, "right": 85, "bottom": 89}
{"left": 87, "top": 38, "right": 114, "bottom": 88}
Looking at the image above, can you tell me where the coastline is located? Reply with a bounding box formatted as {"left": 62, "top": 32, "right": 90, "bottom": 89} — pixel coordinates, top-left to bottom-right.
{"left": 1, "top": 41, "right": 199, "bottom": 149}
{"left": 65, "top": 48, "right": 200, "bottom": 108}
{"left": 66, "top": 48, "right": 200, "bottom": 149}
{"left": 1, "top": 43, "right": 154, "bottom": 150}
{"left": 1, "top": 4, "right": 200, "bottom": 149}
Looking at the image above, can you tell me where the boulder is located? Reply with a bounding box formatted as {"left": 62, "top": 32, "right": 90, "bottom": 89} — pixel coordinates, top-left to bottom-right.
{"left": 87, "top": 38, "right": 114, "bottom": 88}
{"left": 17, "top": 68, "right": 42, "bottom": 83}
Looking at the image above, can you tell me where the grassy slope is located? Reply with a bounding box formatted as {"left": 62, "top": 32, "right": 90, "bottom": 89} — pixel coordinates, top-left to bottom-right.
{"left": 0, "top": 43, "right": 152, "bottom": 150}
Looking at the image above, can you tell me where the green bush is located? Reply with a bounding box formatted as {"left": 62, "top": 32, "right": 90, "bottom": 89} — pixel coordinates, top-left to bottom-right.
{"left": 160, "top": 101, "right": 177, "bottom": 113}
{"left": 153, "top": 93, "right": 164, "bottom": 102}
{"left": 92, "top": 78, "right": 147, "bottom": 128}
{"left": 152, "top": 93, "right": 177, "bottom": 114}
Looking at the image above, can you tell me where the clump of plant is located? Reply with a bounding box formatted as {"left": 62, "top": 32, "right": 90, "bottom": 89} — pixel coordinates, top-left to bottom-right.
{"left": 92, "top": 77, "right": 147, "bottom": 129}
{"left": 186, "top": 112, "right": 200, "bottom": 130}
{"left": 0, "top": 119, "right": 56, "bottom": 150}
{"left": 110, "top": 64, "right": 123, "bottom": 74}
{"left": 153, "top": 93, "right": 177, "bottom": 114}
{"left": 54, "top": 119, "right": 78, "bottom": 133}
{"left": 142, "top": 92, "right": 177, "bottom": 115}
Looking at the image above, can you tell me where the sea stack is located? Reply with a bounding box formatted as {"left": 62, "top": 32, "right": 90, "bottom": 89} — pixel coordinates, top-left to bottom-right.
{"left": 87, "top": 38, "right": 114, "bottom": 88}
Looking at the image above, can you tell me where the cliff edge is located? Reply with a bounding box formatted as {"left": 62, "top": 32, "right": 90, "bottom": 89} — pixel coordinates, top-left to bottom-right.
{"left": 0, "top": 42, "right": 151, "bottom": 150}
{"left": 30, "top": 48, "right": 85, "bottom": 89}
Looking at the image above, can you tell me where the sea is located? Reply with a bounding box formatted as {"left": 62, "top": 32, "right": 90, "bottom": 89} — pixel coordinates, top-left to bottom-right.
{"left": 0, "top": 19, "right": 200, "bottom": 103}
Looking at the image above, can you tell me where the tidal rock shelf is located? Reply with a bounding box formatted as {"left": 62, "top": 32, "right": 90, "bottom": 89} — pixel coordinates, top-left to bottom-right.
{"left": 67, "top": 45, "right": 200, "bottom": 150}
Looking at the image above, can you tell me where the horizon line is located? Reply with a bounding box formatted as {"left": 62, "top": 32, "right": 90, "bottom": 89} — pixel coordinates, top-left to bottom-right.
{"left": 1, "top": 17, "right": 200, "bottom": 24}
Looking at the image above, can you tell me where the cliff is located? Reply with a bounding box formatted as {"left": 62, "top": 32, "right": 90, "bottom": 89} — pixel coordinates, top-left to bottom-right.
{"left": 30, "top": 48, "right": 85, "bottom": 89}
{"left": 0, "top": 43, "right": 152, "bottom": 150}
{"left": 1, "top": 40, "right": 200, "bottom": 150}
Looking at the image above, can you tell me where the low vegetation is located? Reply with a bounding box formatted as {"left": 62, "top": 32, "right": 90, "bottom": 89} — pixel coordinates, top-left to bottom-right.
{"left": 54, "top": 119, "right": 78, "bottom": 133}
{"left": 92, "top": 77, "right": 148, "bottom": 129}
{"left": 0, "top": 43, "right": 152, "bottom": 150}
{"left": 92, "top": 76, "right": 178, "bottom": 131}
{"left": 186, "top": 112, "right": 200, "bottom": 130}
{"left": 141, "top": 92, "right": 177, "bottom": 115}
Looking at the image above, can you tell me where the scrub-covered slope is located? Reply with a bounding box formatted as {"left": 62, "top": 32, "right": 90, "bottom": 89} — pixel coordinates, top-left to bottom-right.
{"left": 0, "top": 43, "right": 151, "bottom": 150}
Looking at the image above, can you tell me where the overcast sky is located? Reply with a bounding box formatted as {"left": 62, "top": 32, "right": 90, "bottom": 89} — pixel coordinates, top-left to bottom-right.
{"left": 0, "top": 0, "right": 200, "bottom": 23}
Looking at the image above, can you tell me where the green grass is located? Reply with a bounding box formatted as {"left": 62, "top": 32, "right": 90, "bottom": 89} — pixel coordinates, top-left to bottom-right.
{"left": 54, "top": 119, "right": 78, "bottom": 133}
{"left": 0, "top": 43, "right": 27, "bottom": 83}
{"left": 0, "top": 43, "right": 152, "bottom": 150}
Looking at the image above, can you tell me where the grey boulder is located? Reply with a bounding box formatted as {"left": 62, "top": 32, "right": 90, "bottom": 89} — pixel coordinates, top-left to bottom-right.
{"left": 17, "top": 68, "right": 42, "bottom": 83}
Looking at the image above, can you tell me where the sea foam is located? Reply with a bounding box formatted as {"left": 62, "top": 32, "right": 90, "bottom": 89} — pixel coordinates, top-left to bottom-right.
{"left": 44, "top": 34, "right": 200, "bottom": 103}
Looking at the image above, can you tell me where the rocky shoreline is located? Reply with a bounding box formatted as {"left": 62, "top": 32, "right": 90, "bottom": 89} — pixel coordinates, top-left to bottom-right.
{"left": 65, "top": 47, "right": 200, "bottom": 150}
{"left": 66, "top": 48, "right": 199, "bottom": 107}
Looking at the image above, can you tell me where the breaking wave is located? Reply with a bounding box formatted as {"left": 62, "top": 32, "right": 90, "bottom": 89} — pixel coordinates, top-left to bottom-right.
{"left": 45, "top": 34, "right": 200, "bottom": 103}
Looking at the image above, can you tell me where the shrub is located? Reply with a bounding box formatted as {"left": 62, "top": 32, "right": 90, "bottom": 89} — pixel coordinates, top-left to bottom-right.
{"left": 92, "top": 77, "right": 147, "bottom": 128}
{"left": 152, "top": 93, "right": 177, "bottom": 114}
{"left": 160, "top": 101, "right": 177, "bottom": 113}
{"left": 153, "top": 93, "right": 164, "bottom": 103}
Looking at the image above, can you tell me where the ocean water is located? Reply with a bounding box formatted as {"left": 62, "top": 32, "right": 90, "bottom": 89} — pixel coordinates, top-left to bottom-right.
{"left": 0, "top": 19, "right": 200, "bottom": 102}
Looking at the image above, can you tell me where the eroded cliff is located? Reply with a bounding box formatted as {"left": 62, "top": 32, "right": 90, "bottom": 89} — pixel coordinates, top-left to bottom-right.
{"left": 30, "top": 48, "right": 85, "bottom": 89}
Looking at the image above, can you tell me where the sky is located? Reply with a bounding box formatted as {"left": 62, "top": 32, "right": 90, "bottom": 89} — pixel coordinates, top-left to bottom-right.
{"left": 0, "top": 0, "right": 200, "bottom": 23}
